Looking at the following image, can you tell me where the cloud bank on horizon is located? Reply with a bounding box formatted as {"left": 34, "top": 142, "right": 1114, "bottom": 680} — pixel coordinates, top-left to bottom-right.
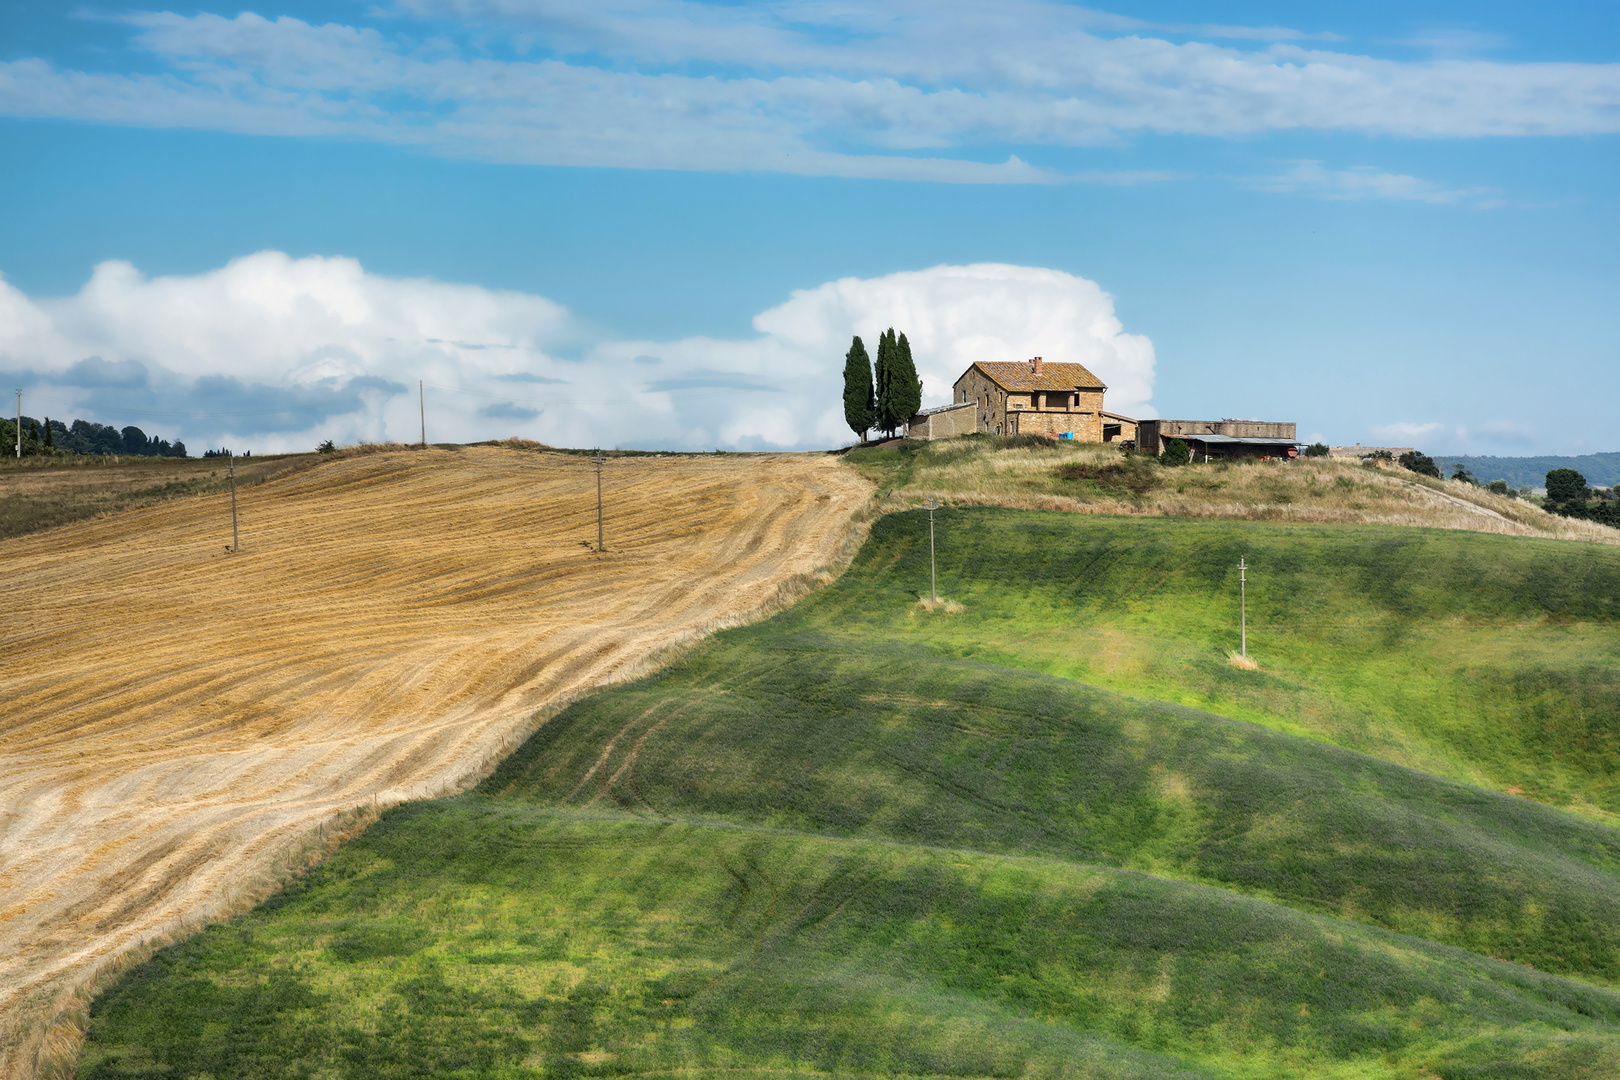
{"left": 0, "top": 2, "right": 1615, "bottom": 187}
{"left": 0, "top": 255, "right": 1156, "bottom": 452}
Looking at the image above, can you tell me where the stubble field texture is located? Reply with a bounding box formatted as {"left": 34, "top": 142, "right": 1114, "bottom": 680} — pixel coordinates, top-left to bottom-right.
{"left": 0, "top": 446, "right": 872, "bottom": 1078}
{"left": 70, "top": 441, "right": 1620, "bottom": 1079}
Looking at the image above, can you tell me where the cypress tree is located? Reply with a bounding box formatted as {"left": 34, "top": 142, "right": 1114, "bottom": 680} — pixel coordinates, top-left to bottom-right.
{"left": 43, "top": 417, "right": 54, "bottom": 450}
{"left": 894, "top": 332, "right": 922, "bottom": 422}
{"left": 874, "top": 328, "right": 898, "bottom": 436}
{"left": 872, "top": 329, "right": 888, "bottom": 434}
{"left": 875, "top": 328, "right": 923, "bottom": 437}
{"left": 841, "top": 335, "right": 876, "bottom": 442}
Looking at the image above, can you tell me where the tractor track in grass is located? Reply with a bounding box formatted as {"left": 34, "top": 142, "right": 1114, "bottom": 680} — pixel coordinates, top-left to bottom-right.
{"left": 0, "top": 446, "right": 870, "bottom": 1078}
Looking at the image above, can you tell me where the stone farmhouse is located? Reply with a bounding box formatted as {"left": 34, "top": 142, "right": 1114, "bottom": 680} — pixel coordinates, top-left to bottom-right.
{"left": 906, "top": 355, "right": 1297, "bottom": 459}
{"left": 907, "top": 357, "right": 1138, "bottom": 443}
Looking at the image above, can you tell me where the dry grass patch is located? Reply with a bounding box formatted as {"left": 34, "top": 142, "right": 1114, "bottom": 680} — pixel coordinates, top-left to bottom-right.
{"left": 846, "top": 436, "right": 1619, "bottom": 544}
{"left": 0, "top": 453, "right": 313, "bottom": 540}
{"left": 1227, "top": 652, "right": 1260, "bottom": 671}
{"left": 914, "top": 596, "right": 965, "bottom": 614}
{"left": 470, "top": 437, "right": 554, "bottom": 450}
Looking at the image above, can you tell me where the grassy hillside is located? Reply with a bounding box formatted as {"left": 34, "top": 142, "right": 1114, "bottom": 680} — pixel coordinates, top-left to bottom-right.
{"left": 484, "top": 627, "right": 1620, "bottom": 982}
{"left": 83, "top": 805, "right": 1620, "bottom": 1080}
{"left": 795, "top": 509, "right": 1620, "bottom": 816}
{"left": 80, "top": 510, "right": 1620, "bottom": 1078}
{"left": 846, "top": 436, "right": 1619, "bottom": 545}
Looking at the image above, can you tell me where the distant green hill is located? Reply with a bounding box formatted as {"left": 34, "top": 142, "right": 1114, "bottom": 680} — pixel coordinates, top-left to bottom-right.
{"left": 1433, "top": 451, "right": 1620, "bottom": 489}
{"left": 82, "top": 511, "right": 1620, "bottom": 1079}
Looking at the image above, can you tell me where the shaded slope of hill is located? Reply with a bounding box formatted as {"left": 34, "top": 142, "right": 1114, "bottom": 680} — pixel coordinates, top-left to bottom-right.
{"left": 484, "top": 634, "right": 1620, "bottom": 983}
{"left": 81, "top": 805, "right": 1620, "bottom": 1080}
{"left": 79, "top": 510, "right": 1620, "bottom": 1078}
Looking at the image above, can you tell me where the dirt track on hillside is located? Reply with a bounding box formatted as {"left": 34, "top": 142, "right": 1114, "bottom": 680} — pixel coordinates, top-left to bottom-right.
{"left": 0, "top": 447, "right": 870, "bottom": 1077}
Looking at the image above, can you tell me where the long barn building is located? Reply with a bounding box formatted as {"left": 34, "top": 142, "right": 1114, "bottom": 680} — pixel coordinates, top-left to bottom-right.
{"left": 1136, "top": 419, "right": 1299, "bottom": 459}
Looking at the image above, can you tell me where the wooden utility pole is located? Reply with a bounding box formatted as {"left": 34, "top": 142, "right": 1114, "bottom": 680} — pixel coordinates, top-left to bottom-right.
{"left": 228, "top": 452, "right": 240, "bottom": 552}
{"left": 420, "top": 380, "right": 426, "bottom": 447}
{"left": 591, "top": 450, "right": 607, "bottom": 552}
{"left": 1237, "top": 556, "right": 1248, "bottom": 657}
{"left": 14, "top": 390, "right": 20, "bottom": 459}
{"left": 924, "top": 497, "right": 939, "bottom": 602}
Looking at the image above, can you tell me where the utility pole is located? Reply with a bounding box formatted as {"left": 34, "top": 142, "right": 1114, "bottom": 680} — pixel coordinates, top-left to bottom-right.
{"left": 591, "top": 450, "right": 607, "bottom": 552}
{"left": 924, "top": 497, "right": 939, "bottom": 602}
{"left": 14, "top": 390, "right": 20, "bottom": 459}
{"left": 228, "top": 451, "right": 240, "bottom": 552}
{"left": 420, "top": 380, "right": 426, "bottom": 447}
{"left": 1237, "top": 556, "right": 1248, "bottom": 657}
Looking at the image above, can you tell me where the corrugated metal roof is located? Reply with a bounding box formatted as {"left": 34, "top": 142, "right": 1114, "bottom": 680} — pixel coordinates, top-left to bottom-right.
{"left": 1186, "top": 434, "right": 1299, "bottom": 446}
{"left": 915, "top": 401, "right": 975, "bottom": 416}
{"left": 967, "top": 361, "right": 1106, "bottom": 392}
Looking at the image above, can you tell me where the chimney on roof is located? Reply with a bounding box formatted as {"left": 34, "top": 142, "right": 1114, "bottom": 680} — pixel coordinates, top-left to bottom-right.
{"left": 1032, "top": 356, "right": 1043, "bottom": 374}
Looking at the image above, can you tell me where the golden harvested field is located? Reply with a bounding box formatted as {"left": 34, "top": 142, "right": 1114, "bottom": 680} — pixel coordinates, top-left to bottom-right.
{"left": 0, "top": 447, "right": 870, "bottom": 1076}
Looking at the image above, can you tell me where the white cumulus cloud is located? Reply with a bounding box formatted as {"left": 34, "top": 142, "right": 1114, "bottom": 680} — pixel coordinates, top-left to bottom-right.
{"left": 0, "top": 255, "right": 1156, "bottom": 453}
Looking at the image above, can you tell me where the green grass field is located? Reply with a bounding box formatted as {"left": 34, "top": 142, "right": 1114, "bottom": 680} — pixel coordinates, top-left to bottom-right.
{"left": 80, "top": 509, "right": 1620, "bottom": 1078}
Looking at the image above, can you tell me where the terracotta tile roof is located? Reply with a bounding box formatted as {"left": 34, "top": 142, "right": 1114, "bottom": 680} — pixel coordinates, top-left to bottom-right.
{"left": 966, "top": 361, "right": 1106, "bottom": 392}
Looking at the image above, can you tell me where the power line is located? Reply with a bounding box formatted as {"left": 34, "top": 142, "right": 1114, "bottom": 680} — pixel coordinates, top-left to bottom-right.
{"left": 924, "top": 497, "right": 940, "bottom": 602}
{"left": 591, "top": 449, "right": 607, "bottom": 553}
{"left": 1237, "top": 556, "right": 1249, "bottom": 658}
{"left": 227, "top": 452, "right": 240, "bottom": 553}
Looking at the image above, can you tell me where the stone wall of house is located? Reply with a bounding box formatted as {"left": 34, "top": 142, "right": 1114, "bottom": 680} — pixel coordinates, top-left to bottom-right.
{"left": 952, "top": 367, "right": 1006, "bottom": 435}
{"left": 930, "top": 403, "right": 978, "bottom": 439}
{"left": 906, "top": 403, "right": 977, "bottom": 440}
{"left": 1005, "top": 383, "right": 1105, "bottom": 440}
{"left": 951, "top": 368, "right": 1113, "bottom": 440}
{"left": 1009, "top": 407, "right": 1103, "bottom": 441}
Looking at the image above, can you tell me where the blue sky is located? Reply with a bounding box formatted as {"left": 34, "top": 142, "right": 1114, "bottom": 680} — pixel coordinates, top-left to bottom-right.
{"left": 0, "top": 1, "right": 1615, "bottom": 453}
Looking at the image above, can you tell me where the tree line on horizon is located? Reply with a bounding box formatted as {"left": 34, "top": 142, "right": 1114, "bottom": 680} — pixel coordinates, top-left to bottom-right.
{"left": 842, "top": 328, "right": 922, "bottom": 443}
{"left": 1, "top": 415, "right": 188, "bottom": 459}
